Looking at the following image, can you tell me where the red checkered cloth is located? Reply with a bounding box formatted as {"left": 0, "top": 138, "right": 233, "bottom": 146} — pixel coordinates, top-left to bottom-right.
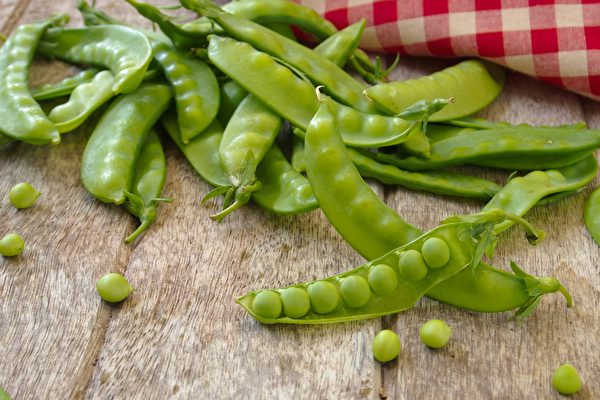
{"left": 296, "top": 0, "right": 600, "bottom": 101}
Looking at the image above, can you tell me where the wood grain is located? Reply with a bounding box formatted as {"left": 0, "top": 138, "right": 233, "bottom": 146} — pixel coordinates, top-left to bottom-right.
{"left": 0, "top": 1, "right": 599, "bottom": 399}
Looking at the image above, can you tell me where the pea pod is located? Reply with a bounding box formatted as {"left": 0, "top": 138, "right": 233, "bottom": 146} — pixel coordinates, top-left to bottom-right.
{"left": 238, "top": 209, "right": 551, "bottom": 324}
{"left": 309, "top": 20, "right": 365, "bottom": 68}
{"left": 124, "top": 129, "right": 171, "bottom": 243}
{"left": 0, "top": 14, "right": 68, "bottom": 145}
{"left": 253, "top": 145, "right": 317, "bottom": 215}
{"left": 38, "top": 25, "right": 153, "bottom": 94}
{"left": 81, "top": 82, "right": 172, "bottom": 205}
{"left": 364, "top": 60, "right": 505, "bottom": 120}
{"left": 304, "top": 96, "right": 422, "bottom": 258}
{"left": 473, "top": 150, "right": 594, "bottom": 170}
{"left": 182, "top": 0, "right": 377, "bottom": 113}
{"left": 48, "top": 70, "right": 115, "bottom": 133}
{"left": 217, "top": 81, "right": 248, "bottom": 125}
{"left": 584, "top": 187, "right": 600, "bottom": 247}
{"left": 31, "top": 67, "right": 100, "bottom": 101}
{"left": 374, "top": 126, "right": 600, "bottom": 171}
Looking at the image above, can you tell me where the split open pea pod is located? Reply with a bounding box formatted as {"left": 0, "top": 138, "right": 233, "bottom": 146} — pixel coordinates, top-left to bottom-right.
{"left": 237, "top": 213, "right": 503, "bottom": 324}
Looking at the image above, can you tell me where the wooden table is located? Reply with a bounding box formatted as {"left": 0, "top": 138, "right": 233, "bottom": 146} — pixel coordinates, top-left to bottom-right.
{"left": 1, "top": 1, "right": 599, "bottom": 398}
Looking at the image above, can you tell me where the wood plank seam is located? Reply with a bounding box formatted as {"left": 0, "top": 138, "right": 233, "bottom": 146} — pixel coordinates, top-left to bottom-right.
{"left": 1, "top": 0, "right": 32, "bottom": 35}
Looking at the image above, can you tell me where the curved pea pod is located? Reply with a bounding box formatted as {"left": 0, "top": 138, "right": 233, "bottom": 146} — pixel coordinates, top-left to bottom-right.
{"left": 81, "top": 82, "right": 172, "bottom": 205}
{"left": 482, "top": 155, "right": 598, "bottom": 234}
{"left": 584, "top": 187, "right": 600, "bottom": 247}
{"left": 152, "top": 40, "right": 219, "bottom": 143}
{"left": 253, "top": 144, "right": 317, "bottom": 215}
{"left": 374, "top": 126, "right": 600, "bottom": 171}
{"left": 38, "top": 25, "right": 153, "bottom": 94}
{"left": 311, "top": 20, "right": 365, "bottom": 68}
{"left": 304, "top": 98, "right": 422, "bottom": 259}
{"left": 31, "top": 67, "right": 100, "bottom": 101}
{"left": 473, "top": 149, "right": 594, "bottom": 170}
{"left": 364, "top": 60, "right": 505, "bottom": 121}
{"left": 124, "top": 129, "right": 172, "bottom": 243}
{"left": 48, "top": 70, "right": 115, "bottom": 133}
{"left": 291, "top": 136, "right": 306, "bottom": 173}
{"left": 217, "top": 81, "right": 248, "bottom": 125}
{"left": 349, "top": 148, "right": 501, "bottom": 199}
{"left": 237, "top": 209, "right": 547, "bottom": 324}
{"left": 0, "top": 14, "right": 68, "bottom": 145}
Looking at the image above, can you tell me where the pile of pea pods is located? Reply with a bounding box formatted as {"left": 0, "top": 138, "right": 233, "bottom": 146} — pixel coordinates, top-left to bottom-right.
{"left": 1, "top": 0, "right": 599, "bottom": 324}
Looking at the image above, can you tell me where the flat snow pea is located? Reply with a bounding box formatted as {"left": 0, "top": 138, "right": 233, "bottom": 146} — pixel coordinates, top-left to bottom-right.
{"left": 365, "top": 60, "right": 505, "bottom": 120}
{"left": 375, "top": 126, "right": 600, "bottom": 171}
{"left": 0, "top": 14, "right": 68, "bottom": 145}
{"left": 238, "top": 209, "right": 546, "bottom": 323}
{"left": 124, "top": 129, "right": 171, "bottom": 243}
{"left": 48, "top": 70, "right": 115, "bottom": 133}
{"left": 38, "top": 25, "right": 153, "bottom": 94}
{"left": 217, "top": 80, "right": 248, "bottom": 125}
{"left": 309, "top": 20, "right": 365, "bottom": 68}
{"left": 81, "top": 82, "right": 172, "bottom": 205}
{"left": 584, "top": 186, "right": 600, "bottom": 247}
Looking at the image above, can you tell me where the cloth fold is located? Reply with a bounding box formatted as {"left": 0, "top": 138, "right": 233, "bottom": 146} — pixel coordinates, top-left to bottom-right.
{"left": 297, "top": 0, "right": 600, "bottom": 100}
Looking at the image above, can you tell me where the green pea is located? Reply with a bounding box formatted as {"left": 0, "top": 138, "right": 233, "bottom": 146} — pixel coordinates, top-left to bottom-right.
{"left": 280, "top": 287, "right": 310, "bottom": 318}
{"left": 307, "top": 281, "right": 339, "bottom": 314}
{"left": 421, "top": 237, "right": 451, "bottom": 268}
{"left": 252, "top": 290, "right": 282, "bottom": 319}
{"left": 419, "top": 319, "right": 452, "bottom": 348}
{"left": 0, "top": 386, "right": 10, "bottom": 400}
{"left": 372, "top": 329, "right": 401, "bottom": 363}
{"left": 96, "top": 273, "right": 134, "bottom": 303}
{"left": 0, "top": 233, "right": 25, "bottom": 257}
{"left": 398, "top": 250, "right": 428, "bottom": 281}
{"left": 340, "top": 275, "right": 371, "bottom": 308}
{"left": 8, "top": 182, "right": 40, "bottom": 209}
{"left": 552, "top": 363, "right": 581, "bottom": 395}
{"left": 367, "top": 264, "right": 398, "bottom": 296}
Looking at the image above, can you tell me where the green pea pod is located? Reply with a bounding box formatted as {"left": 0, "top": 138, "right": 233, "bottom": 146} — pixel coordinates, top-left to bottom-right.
{"left": 444, "top": 117, "right": 587, "bottom": 131}
{"left": 365, "top": 60, "right": 505, "bottom": 120}
{"left": 482, "top": 156, "right": 598, "bottom": 234}
{"left": 38, "top": 25, "right": 153, "bottom": 94}
{"left": 349, "top": 148, "right": 501, "bottom": 199}
{"left": 291, "top": 136, "right": 306, "bottom": 173}
{"left": 375, "top": 126, "right": 600, "bottom": 171}
{"left": 0, "top": 386, "right": 10, "bottom": 400}
{"left": 183, "top": 0, "right": 376, "bottom": 113}
{"left": 81, "top": 82, "right": 172, "bottom": 205}
{"left": 48, "top": 70, "right": 115, "bottom": 133}
{"left": 124, "top": 129, "right": 172, "bottom": 243}
{"left": 152, "top": 41, "right": 219, "bottom": 143}
{"left": 312, "top": 20, "right": 365, "bottom": 67}
{"left": 584, "top": 187, "right": 600, "bottom": 247}
{"left": 0, "top": 14, "right": 68, "bottom": 145}
{"left": 31, "top": 67, "right": 100, "bottom": 101}
{"left": 238, "top": 209, "right": 549, "bottom": 324}
{"left": 473, "top": 149, "right": 594, "bottom": 170}
{"left": 253, "top": 144, "right": 317, "bottom": 215}
{"left": 305, "top": 97, "right": 422, "bottom": 258}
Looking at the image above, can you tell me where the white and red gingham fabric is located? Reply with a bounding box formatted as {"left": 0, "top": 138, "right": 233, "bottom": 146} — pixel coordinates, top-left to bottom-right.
{"left": 296, "top": 0, "right": 600, "bottom": 101}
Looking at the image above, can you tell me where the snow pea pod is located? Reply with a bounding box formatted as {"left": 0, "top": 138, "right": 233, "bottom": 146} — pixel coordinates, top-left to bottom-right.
{"left": 81, "top": 82, "right": 172, "bottom": 205}
{"left": 375, "top": 126, "right": 600, "bottom": 171}
{"left": 124, "top": 129, "right": 171, "bottom": 243}
{"left": 182, "top": 0, "right": 377, "bottom": 113}
{"left": 38, "top": 25, "right": 153, "bottom": 94}
{"left": 584, "top": 187, "right": 600, "bottom": 247}
{"left": 217, "top": 81, "right": 248, "bottom": 125}
{"left": 349, "top": 148, "right": 501, "bottom": 199}
{"left": 238, "top": 209, "right": 549, "bottom": 323}
{"left": 0, "top": 14, "right": 67, "bottom": 145}
{"left": 305, "top": 97, "right": 422, "bottom": 259}
{"left": 473, "top": 149, "right": 594, "bottom": 170}
{"left": 253, "top": 144, "right": 317, "bottom": 215}
{"left": 48, "top": 70, "right": 115, "bottom": 133}
{"left": 365, "top": 60, "right": 505, "bottom": 120}
{"left": 31, "top": 67, "right": 100, "bottom": 101}
{"left": 309, "top": 20, "right": 365, "bottom": 68}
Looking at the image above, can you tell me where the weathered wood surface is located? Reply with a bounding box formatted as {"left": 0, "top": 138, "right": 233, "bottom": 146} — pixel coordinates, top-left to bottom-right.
{"left": 0, "top": 1, "right": 598, "bottom": 399}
